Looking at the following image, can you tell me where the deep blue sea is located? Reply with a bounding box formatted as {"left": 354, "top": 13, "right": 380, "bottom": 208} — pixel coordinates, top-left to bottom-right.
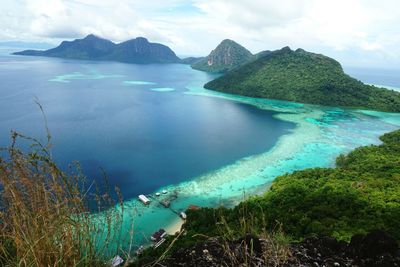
{"left": 1, "top": 47, "right": 400, "bottom": 250}
{"left": 0, "top": 49, "right": 293, "bottom": 199}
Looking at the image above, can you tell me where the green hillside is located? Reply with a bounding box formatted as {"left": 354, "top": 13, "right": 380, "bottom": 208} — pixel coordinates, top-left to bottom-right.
{"left": 184, "top": 129, "right": 400, "bottom": 241}
{"left": 205, "top": 47, "right": 400, "bottom": 112}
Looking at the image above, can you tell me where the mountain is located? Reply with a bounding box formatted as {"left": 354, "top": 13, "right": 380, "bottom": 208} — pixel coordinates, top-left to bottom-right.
{"left": 191, "top": 39, "right": 253, "bottom": 73}
{"left": 104, "top": 37, "right": 180, "bottom": 63}
{"left": 204, "top": 47, "right": 400, "bottom": 112}
{"left": 13, "top": 34, "right": 180, "bottom": 64}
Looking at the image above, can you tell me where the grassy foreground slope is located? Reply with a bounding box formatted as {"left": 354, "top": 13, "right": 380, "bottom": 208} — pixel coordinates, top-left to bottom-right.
{"left": 184, "top": 129, "right": 400, "bottom": 242}
{"left": 204, "top": 47, "right": 400, "bottom": 112}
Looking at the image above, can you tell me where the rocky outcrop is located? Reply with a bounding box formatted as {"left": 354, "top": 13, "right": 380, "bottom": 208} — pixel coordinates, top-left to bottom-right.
{"left": 191, "top": 39, "right": 253, "bottom": 73}
{"left": 289, "top": 230, "right": 400, "bottom": 266}
{"left": 157, "top": 231, "right": 400, "bottom": 266}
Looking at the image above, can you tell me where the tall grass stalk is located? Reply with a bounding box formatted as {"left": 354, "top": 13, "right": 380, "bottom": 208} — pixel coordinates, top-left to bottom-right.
{"left": 215, "top": 202, "right": 292, "bottom": 266}
{"left": 0, "top": 128, "right": 128, "bottom": 266}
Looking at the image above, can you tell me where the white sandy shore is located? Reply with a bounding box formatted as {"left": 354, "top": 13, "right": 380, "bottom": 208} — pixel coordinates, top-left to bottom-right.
{"left": 165, "top": 218, "right": 184, "bottom": 235}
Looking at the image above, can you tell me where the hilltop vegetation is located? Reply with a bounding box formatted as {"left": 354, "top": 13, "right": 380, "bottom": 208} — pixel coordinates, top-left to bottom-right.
{"left": 205, "top": 47, "right": 400, "bottom": 112}
{"left": 188, "top": 129, "right": 400, "bottom": 241}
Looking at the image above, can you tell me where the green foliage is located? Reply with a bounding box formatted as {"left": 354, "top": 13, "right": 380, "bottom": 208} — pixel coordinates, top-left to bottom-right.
{"left": 175, "top": 130, "right": 400, "bottom": 243}
{"left": 205, "top": 47, "right": 400, "bottom": 112}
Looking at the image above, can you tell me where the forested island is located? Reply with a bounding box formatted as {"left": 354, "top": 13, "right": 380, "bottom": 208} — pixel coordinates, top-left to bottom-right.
{"left": 204, "top": 47, "right": 400, "bottom": 112}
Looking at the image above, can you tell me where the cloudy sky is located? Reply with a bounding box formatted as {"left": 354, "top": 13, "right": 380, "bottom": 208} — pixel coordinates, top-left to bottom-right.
{"left": 2, "top": 0, "right": 400, "bottom": 68}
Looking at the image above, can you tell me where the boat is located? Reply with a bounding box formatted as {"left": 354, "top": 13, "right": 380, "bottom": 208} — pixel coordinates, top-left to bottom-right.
{"left": 154, "top": 238, "right": 166, "bottom": 248}
{"left": 162, "top": 190, "right": 167, "bottom": 194}
{"left": 155, "top": 192, "right": 161, "bottom": 197}
{"left": 138, "top": 194, "right": 150, "bottom": 205}
{"left": 151, "top": 229, "right": 167, "bottom": 242}
{"left": 180, "top": 211, "right": 187, "bottom": 220}
{"left": 110, "top": 255, "right": 124, "bottom": 267}
{"left": 188, "top": 204, "right": 201, "bottom": 210}
{"left": 135, "top": 245, "right": 144, "bottom": 256}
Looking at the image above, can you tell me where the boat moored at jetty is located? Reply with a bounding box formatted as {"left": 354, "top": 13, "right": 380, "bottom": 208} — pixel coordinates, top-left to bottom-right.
{"left": 151, "top": 229, "right": 167, "bottom": 241}
{"left": 180, "top": 212, "right": 187, "bottom": 220}
{"left": 138, "top": 194, "right": 151, "bottom": 205}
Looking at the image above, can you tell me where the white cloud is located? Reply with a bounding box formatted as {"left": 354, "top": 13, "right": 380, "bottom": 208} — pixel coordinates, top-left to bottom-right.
{"left": 190, "top": 0, "right": 400, "bottom": 67}
{"left": 1, "top": 0, "right": 400, "bottom": 67}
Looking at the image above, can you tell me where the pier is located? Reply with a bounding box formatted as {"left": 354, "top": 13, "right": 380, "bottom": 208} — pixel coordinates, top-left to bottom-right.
{"left": 147, "top": 194, "right": 181, "bottom": 216}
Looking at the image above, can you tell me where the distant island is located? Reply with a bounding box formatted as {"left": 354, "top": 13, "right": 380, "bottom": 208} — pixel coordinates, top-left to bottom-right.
{"left": 13, "top": 34, "right": 181, "bottom": 64}
{"left": 191, "top": 39, "right": 271, "bottom": 73}
{"left": 12, "top": 35, "right": 400, "bottom": 112}
{"left": 204, "top": 46, "right": 400, "bottom": 112}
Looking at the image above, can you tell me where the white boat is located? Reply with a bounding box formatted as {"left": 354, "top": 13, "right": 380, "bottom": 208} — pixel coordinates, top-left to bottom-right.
{"left": 180, "top": 211, "right": 187, "bottom": 220}
{"left": 110, "top": 255, "right": 124, "bottom": 267}
{"left": 155, "top": 192, "right": 161, "bottom": 197}
{"left": 162, "top": 190, "right": 167, "bottom": 194}
{"left": 151, "top": 229, "right": 167, "bottom": 241}
{"left": 138, "top": 194, "right": 150, "bottom": 205}
{"left": 136, "top": 245, "right": 144, "bottom": 256}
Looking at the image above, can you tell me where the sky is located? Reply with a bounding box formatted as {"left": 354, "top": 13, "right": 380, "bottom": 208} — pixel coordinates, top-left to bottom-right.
{"left": 1, "top": 0, "right": 400, "bottom": 68}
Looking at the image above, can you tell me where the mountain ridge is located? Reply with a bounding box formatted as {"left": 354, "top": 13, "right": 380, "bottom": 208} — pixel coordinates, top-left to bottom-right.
{"left": 13, "top": 34, "right": 181, "bottom": 64}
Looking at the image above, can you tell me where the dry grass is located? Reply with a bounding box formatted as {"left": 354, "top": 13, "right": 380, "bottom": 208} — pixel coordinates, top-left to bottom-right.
{"left": 215, "top": 204, "right": 293, "bottom": 266}
{"left": 0, "top": 115, "right": 127, "bottom": 266}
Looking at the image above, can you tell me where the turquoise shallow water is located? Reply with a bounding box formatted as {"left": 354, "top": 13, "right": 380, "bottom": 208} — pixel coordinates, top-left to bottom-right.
{"left": 96, "top": 84, "right": 400, "bottom": 254}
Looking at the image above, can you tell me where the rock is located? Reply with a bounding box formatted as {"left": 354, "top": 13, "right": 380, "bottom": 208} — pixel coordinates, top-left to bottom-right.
{"left": 238, "top": 234, "right": 262, "bottom": 255}
{"left": 361, "top": 230, "right": 398, "bottom": 257}
{"left": 156, "top": 231, "right": 399, "bottom": 267}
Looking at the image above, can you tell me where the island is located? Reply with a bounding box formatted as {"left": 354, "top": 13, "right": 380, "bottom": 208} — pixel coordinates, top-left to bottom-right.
{"left": 204, "top": 46, "right": 400, "bottom": 112}
{"left": 13, "top": 34, "right": 181, "bottom": 64}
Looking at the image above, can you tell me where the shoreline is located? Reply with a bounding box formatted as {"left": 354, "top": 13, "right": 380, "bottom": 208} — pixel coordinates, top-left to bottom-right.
{"left": 94, "top": 85, "right": 400, "bottom": 253}
{"left": 165, "top": 217, "right": 184, "bottom": 235}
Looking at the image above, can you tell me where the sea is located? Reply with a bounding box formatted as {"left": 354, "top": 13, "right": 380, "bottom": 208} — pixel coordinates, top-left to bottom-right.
{"left": 1, "top": 47, "right": 400, "bottom": 253}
